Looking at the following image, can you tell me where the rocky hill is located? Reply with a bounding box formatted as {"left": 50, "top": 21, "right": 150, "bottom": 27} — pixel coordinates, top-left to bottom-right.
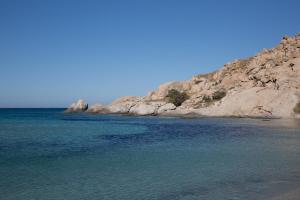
{"left": 67, "top": 33, "right": 300, "bottom": 118}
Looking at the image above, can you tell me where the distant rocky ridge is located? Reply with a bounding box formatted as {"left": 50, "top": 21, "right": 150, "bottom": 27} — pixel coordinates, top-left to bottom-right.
{"left": 67, "top": 33, "right": 300, "bottom": 118}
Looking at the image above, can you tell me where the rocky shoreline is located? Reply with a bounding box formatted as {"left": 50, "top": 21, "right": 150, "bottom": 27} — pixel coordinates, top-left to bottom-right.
{"left": 66, "top": 33, "right": 300, "bottom": 119}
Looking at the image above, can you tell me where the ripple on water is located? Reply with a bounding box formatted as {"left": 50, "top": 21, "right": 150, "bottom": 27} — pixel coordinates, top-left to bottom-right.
{"left": 0, "top": 109, "right": 300, "bottom": 200}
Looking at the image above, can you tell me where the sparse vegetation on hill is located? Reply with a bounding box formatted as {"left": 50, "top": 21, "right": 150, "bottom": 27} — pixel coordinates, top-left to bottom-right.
{"left": 212, "top": 90, "right": 227, "bottom": 100}
{"left": 70, "top": 33, "right": 300, "bottom": 118}
{"left": 193, "top": 89, "right": 227, "bottom": 108}
{"left": 166, "top": 89, "right": 189, "bottom": 107}
{"left": 294, "top": 102, "right": 300, "bottom": 114}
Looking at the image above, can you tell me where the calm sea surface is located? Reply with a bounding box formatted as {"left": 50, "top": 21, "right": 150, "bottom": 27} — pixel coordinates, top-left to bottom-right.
{"left": 0, "top": 109, "right": 300, "bottom": 200}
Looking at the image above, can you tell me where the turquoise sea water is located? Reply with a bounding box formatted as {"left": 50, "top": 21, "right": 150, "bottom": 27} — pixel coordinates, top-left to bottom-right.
{"left": 0, "top": 109, "right": 300, "bottom": 200}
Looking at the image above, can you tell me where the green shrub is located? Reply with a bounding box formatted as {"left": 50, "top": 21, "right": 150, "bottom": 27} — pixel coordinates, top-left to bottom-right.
{"left": 212, "top": 90, "right": 226, "bottom": 100}
{"left": 202, "top": 95, "right": 212, "bottom": 102}
{"left": 198, "top": 90, "right": 226, "bottom": 108}
{"left": 294, "top": 102, "right": 300, "bottom": 114}
{"left": 166, "top": 89, "right": 189, "bottom": 107}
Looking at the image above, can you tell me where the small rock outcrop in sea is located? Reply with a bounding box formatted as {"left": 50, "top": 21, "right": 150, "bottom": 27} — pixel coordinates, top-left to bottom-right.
{"left": 65, "top": 99, "right": 88, "bottom": 112}
{"left": 66, "top": 33, "right": 300, "bottom": 118}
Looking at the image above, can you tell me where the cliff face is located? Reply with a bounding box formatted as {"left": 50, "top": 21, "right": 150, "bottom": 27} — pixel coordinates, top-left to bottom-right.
{"left": 143, "top": 33, "right": 300, "bottom": 118}
{"left": 69, "top": 33, "right": 300, "bottom": 118}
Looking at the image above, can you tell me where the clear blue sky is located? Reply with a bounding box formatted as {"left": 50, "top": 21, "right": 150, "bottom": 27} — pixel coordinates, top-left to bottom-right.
{"left": 0, "top": 0, "right": 299, "bottom": 108}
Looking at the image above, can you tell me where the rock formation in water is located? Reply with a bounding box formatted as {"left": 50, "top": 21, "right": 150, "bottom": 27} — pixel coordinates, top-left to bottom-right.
{"left": 67, "top": 33, "right": 300, "bottom": 118}
{"left": 65, "top": 99, "right": 88, "bottom": 112}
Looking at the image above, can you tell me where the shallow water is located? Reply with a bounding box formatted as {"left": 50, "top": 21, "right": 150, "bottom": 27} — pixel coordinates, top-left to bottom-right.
{"left": 0, "top": 109, "right": 300, "bottom": 200}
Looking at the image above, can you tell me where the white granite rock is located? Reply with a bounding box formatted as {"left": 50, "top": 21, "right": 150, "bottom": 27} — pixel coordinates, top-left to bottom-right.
{"left": 86, "top": 104, "right": 109, "bottom": 113}
{"left": 129, "top": 103, "right": 157, "bottom": 115}
{"left": 68, "top": 33, "right": 300, "bottom": 118}
{"left": 157, "top": 103, "right": 176, "bottom": 114}
{"left": 65, "top": 99, "right": 88, "bottom": 112}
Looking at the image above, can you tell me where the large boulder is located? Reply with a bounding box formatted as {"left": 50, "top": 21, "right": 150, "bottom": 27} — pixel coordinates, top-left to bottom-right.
{"left": 129, "top": 103, "right": 157, "bottom": 115}
{"left": 108, "top": 96, "right": 141, "bottom": 114}
{"left": 108, "top": 102, "right": 136, "bottom": 114}
{"left": 65, "top": 99, "right": 88, "bottom": 112}
{"left": 86, "top": 104, "right": 110, "bottom": 114}
{"left": 157, "top": 103, "right": 176, "bottom": 114}
{"left": 129, "top": 101, "right": 167, "bottom": 115}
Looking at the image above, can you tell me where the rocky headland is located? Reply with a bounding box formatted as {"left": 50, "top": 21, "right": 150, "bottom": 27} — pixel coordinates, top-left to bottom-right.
{"left": 67, "top": 34, "right": 300, "bottom": 118}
